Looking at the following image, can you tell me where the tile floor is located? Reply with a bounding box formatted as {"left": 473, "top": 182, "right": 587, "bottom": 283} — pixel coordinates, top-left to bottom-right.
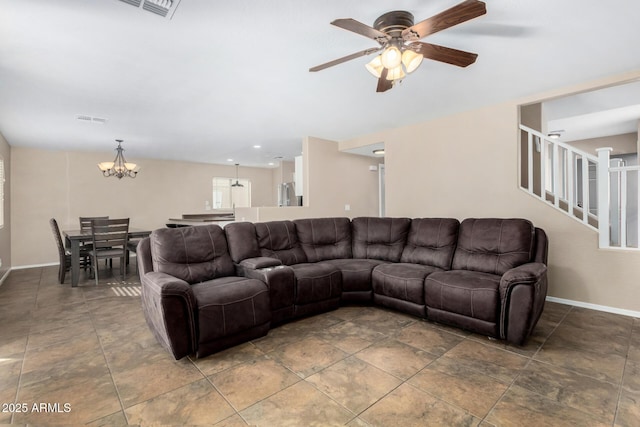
{"left": 0, "top": 265, "right": 639, "bottom": 426}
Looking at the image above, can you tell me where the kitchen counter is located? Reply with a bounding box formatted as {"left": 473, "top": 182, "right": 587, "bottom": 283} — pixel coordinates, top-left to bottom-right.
{"left": 167, "top": 213, "right": 235, "bottom": 227}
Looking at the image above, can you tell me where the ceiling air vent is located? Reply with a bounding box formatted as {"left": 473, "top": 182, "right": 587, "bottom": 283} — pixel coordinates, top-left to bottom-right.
{"left": 116, "top": 0, "right": 180, "bottom": 19}
{"left": 76, "top": 115, "right": 108, "bottom": 124}
{"left": 143, "top": 0, "right": 171, "bottom": 17}
{"left": 118, "top": 0, "right": 142, "bottom": 7}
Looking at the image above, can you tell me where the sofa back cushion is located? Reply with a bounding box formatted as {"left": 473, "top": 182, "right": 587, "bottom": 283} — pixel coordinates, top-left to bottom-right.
{"left": 352, "top": 217, "right": 411, "bottom": 262}
{"left": 255, "top": 220, "right": 308, "bottom": 265}
{"left": 294, "top": 217, "right": 352, "bottom": 262}
{"left": 400, "top": 218, "right": 460, "bottom": 269}
{"left": 224, "top": 222, "right": 260, "bottom": 263}
{"left": 150, "top": 224, "right": 235, "bottom": 284}
{"left": 452, "top": 218, "right": 535, "bottom": 275}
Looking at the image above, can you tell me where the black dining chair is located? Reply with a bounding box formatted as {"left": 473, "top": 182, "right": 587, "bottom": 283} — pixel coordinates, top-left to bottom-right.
{"left": 80, "top": 216, "right": 109, "bottom": 265}
{"left": 88, "top": 218, "right": 130, "bottom": 285}
{"left": 80, "top": 216, "right": 109, "bottom": 232}
{"left": 49, "top": 218, "right": 90, "bottom": 284}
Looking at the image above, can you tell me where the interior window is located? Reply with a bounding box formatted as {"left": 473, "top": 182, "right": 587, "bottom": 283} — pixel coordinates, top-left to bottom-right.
{"left": 212, "top": 177, "right": 251, "bottom": 208}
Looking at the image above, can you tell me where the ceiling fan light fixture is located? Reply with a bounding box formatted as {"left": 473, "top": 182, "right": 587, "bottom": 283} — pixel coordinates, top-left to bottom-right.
{"left": 380, "top": 45, "right": 402, "bottom": 69}
{"left": 365, "top": 55, "right": 384, "bottom": 78}
{"left": 385, "top": 65, "right": 405, "bottom": 81}
{"left": 402, "top": 49, "right": 423, "bottom": 73}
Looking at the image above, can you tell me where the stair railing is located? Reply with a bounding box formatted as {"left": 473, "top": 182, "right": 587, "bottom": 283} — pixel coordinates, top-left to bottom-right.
{"left": 520, "top": 124, "right": 598, "bottom": 230}
{"left": 596, "top": 148, "right": 640, "bottom": 250}
{"left": 520, "top": 125, "right": 640, "bottom": 250}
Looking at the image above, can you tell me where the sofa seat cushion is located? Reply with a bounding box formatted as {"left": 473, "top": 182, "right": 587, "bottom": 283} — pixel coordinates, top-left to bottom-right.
{"left": 372, "top": 263, "right": 441, "bottom": 305}
{"left": 289, "top": 263, "right": 342, "bottom": 305}
{"left": 424, "top": 270, "right": 500, "bottom": 323}
{"left": 191, "top": 277, "right": 271, "bottom": 345}
{"left": 323, "top": 258, "right": 386, "bottom": 293}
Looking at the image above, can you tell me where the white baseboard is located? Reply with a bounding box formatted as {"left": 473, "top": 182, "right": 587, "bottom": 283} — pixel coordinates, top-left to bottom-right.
{"left": 0, "top": 265, "right": 638, "bottom": 319}
{"left": 0, "top": 268, "right": 10, "bottom": 287}
{"left": 11, "top": 262, "right": 58, "bottom": 270}
{"left": 546, "top": 296, "right": 640, "bottom": 319}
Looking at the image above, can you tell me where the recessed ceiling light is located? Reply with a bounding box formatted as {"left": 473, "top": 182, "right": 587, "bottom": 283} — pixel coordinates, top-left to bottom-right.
{"left": 548, "top": 130, "right": 564, "bottom": 139}
{"left": 268, "top": 162, "right": 275, "bottom": 166}
{"left": 373, "top": 149, "right": 385, "bottom": 155}
{"left": 227, "top": 158, "right": 233, "bottom": 162}
{"left": 253, "top": 145, "right": 261, "bottom": 149}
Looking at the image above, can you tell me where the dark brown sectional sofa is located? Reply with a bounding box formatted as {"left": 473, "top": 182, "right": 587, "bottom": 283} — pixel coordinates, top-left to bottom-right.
{"left": 137, "top": 217, "right": 548, "bottom": 360}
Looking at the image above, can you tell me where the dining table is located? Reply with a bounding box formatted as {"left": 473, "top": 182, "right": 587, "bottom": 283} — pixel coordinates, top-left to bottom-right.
{"left": 62, "top": 227, "right": 152, "bottom": 287}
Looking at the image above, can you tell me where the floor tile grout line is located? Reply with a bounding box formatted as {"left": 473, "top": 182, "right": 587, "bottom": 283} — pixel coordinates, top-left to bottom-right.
{"left": 3, "top": 271, "right": 635, "bottom": 426}
{"left": 479, "top": 351, "right": 536, "bottom": 424}
{"left": 612, "top": 317, "right": 637, "bottom": 426}
{"left": 327, "top": 328, "right": 466, "bottom": 423}
{"left": 480, "top": 305, "right": 622, "bottom": 426}
{"left": 81, "top": 271, "right": 132, "bottom": 425}
{"left": 480, "top": 304, "right": 562, "bottom": 424}
{"left": 9, "top": 267, "right": 44, "bottom": 424}
{"left": 190, "top": 354, "right": 247, "bottom": 421}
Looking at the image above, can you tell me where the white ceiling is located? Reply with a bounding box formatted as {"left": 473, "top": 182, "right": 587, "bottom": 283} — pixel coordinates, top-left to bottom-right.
{"left": 1, "top": 0, "right": 640, "bottom": 167}
{"left": 545, "top": 80, "right": 640, "bottom": 143}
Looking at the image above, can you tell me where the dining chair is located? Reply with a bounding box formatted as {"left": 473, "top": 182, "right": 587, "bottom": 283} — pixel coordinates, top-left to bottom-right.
{"left": 88, "top": 218, "right": 130, "bottom": 285}
{"left": 80, "top": 216, "right": 109, "bottom": 265}
{"left": 49, "top": 218, "right": 90, "bottom": 284}
{"left": 79, "top": 216, "right": 109, "bottom": 232}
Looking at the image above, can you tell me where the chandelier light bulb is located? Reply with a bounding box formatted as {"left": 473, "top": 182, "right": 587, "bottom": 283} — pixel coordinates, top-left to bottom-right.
{"left": 365, "top": 55, "right": 384, "bottom": 78}
{"left": 385, "top": 65, "right": 405, "bottom": 81}
{"left": 380, "top": 46, "right": 402, "bottom": 69}
{"left": 402, "top": 50, "right": 424, "bottom": 74}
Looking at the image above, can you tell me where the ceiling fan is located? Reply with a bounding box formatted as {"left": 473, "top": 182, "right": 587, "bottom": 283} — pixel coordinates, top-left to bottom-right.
{"left": 309, "top": 0, "right": 486, "bottom": 92}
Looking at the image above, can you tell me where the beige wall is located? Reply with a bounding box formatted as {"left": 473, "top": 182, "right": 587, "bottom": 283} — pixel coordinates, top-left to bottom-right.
{"left": 11, "top": 136, "right": 380, "bottom": 266}
{"left": 571, "top": 133, "right": 637, "bottom": 156}
{"left": 0, "top": 133, "right": 10, "bottom": 278}
{"left": 10, "top": 148, "right": 277, "bottom": 266}
{"left": 236, "top": 136, "right": 380, "bottom": 222}
{"left": 345, "top": 71, "right": 640, "bottom": 313}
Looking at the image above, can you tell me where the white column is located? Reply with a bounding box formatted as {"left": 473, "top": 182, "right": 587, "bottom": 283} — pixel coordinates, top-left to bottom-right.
{"left": 596, "top": 148, "right": 613, "bottom": 248}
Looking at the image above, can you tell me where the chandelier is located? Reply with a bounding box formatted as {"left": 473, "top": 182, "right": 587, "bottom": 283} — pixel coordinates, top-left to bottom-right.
{"left": 365, "top": 44, "right": 423, "bottom": 82}
{"left": 97, "top": 139, "right": 139, "bottom": 179}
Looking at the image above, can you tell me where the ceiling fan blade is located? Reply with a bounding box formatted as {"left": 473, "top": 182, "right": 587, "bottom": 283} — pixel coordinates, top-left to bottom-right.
{"left": 402, "top": 0, "right": 487, "bottom": 41}
{"left": 309, "top": 47, "right": 381, "bottom": 72}
{"left": 376, "top": 68, "right": 393, "bottom": 93}
{"left": 331, "top": 18, "right": 391, "bottom": 43}
{"left": 414, "top": 42, "right": 478, "bottom": 67}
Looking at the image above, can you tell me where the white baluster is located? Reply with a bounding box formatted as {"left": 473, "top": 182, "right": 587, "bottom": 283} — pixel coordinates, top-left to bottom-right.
{"left": 596, "top": 148, "right": 612, "bottom": 248}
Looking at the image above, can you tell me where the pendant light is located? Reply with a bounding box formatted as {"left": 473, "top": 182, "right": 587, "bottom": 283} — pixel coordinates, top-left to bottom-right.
{"left": 231, "top": 163, "right": 244, "bottom": 187}
{"left": 97, "top": 139, "right": 139, "bottom": 179}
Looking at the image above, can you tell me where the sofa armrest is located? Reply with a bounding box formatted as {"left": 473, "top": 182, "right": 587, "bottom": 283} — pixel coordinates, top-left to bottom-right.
{"left": 235, "top": 262, "right": 295, "bottom": 325}
{"left": 141, "top": 271, "right": 198, "bottom": 360}
{"left": 240, "top": 257, "right": 283, "bottom": 270}
{"left": 499, "top": 262, "right": 548, "bottom": 345}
